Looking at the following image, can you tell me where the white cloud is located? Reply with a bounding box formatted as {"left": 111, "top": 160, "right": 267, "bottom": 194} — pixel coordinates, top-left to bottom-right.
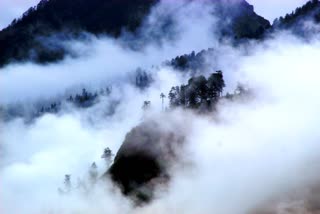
{"left": 0, "top": 1, "right": 218, "bottom": 105}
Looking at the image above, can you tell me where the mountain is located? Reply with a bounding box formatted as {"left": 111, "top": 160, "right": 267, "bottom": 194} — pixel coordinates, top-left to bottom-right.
{"left": 0, "top": 0, "right": 159, "bottom": 66}
{"left": 273, "top": 0, "right": 320, "bottom": 34}
{"left": 0, "top": 0, "right": 270, "bottom": 67}
{"left": 215, "top": 0, "right": 271, "bottom": 39}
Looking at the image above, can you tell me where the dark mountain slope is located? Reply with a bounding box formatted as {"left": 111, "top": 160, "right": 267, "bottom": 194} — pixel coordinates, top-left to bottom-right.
{"left": 107, "top": 118, "right": 187, "bottom": 203}
{"left": 6, "top": 0, "right": 158, "bottom": 35}
{"left": 273, "top": 0, "right": 320, "bottom": 34}
{"left": 0, "top": 0, "right": 159, "bottom": 66}
{"left": 0, "top": 0, "right": 270, "bottom": 67}
{"left": 215, "top": 0, "right": 271, "bottom": 39}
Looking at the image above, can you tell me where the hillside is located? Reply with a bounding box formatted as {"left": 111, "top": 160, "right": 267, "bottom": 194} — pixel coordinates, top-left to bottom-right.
{"left": 0, "top": 0, "right": 159, "bottom": 66}
{"left": 273, "top": 0, "right": 320, "bottom": 34}
{"left": 0, "top": 0, "right": 270, "bottom": 67}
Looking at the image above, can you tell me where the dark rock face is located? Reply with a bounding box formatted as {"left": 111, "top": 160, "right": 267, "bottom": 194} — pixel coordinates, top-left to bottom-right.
{"left": 109, "top": 152, "right": 163, "bottom": 203}
{"left": 108, "top": 118, "right": 186, "bottom": 203}
{"left": 214, "top": 0, "right": 271, "bottom": 39}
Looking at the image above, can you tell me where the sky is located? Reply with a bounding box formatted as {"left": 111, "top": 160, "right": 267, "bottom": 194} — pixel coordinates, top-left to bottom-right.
{"left": 0, "top": 0, "right": 40, "bottom": 30}
{"left": 247, "top": 0, "right": 309, "bottom": 22}
{"left": 0, "top": 0, "right": 311, "bottom": 30}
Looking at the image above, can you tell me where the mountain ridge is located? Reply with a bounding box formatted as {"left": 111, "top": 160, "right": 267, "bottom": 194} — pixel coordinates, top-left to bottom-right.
{"left": 0, "top": 0, "right": 270, "bottom": 67}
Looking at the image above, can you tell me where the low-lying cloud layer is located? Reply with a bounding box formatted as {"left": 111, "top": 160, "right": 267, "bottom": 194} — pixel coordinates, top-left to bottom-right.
{"left": 117, "top": 33, "right": 320, "bottom": 214}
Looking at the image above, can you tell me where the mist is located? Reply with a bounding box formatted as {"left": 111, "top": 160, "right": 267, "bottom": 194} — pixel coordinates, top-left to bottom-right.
{"left": 137, "top": 35, "right": 320, "bottom": 213}
{"left": 2, "top": 0, "right": 320, "bottom": 214}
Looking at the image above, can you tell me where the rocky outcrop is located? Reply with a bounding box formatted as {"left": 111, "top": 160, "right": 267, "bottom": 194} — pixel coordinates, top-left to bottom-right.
{"left": 107, "top": 116, "right": 187, "bottom": 203}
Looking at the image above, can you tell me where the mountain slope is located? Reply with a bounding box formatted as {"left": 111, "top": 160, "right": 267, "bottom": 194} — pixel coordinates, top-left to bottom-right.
{"left": 215, "top": 0, "right": 270, "bottom": 39}
{"left": 273, "top": 0, "right": 320, "bottom": 34}
{"left": 0, "top": 0, "right": 270, "bottom": 67}
{"left": 0, "top": 0, "right": 159, "bottom": 66}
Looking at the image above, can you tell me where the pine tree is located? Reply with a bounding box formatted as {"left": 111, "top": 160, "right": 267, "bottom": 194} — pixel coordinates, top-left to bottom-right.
{"left": 160, "top": 93, "right": 166, "bottom": 111}
{"left": 101, "top": 148, "right": 113, "bottom": 167}
{"left": 64, "top": 174, "right": 72, "bottom": 193}
{"left": 89, "top": 162, "right": 98, "bottom": 184}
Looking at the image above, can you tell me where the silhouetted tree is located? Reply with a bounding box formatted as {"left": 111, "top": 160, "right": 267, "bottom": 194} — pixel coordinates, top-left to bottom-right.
{"left": 160, "top": 93, "right": 166, "bottom": 111}
{"left": 168, "top": 87, "right": 180, "bottom": 108}
{"left": 276, "top": 0, "right": 320, "bottom": 27}
{"left": 168, "top": 71, "right": 226, "bottom": 111}
{"left": 142, "top": 101, "right": 151, "bottom": 111}
{"left": 185, "top": 75, "right": 207, "bottom": 108}
{"left": 89, "top": 162, "right": 98, "bottom": 184}
{"left": 135, "top": 68, "right": 152, "bottom": 89}
{"left": 179, "top": 85, "right": 187, "bottom": 108}
{"left": 101, "top": 147, "right": 113, "bottom": 167}
{"left": 64, "top": 174, "right": 72, "bottom": 193}
{"left": 207, "top": 70, "right": 225, "bottom": 101}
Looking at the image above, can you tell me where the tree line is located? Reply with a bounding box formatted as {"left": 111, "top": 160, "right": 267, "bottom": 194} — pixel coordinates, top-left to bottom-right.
{"left": 165, "top": 48, "right": 214, "bottom": 72}
{"left": 274, "top": 0, "right": 320, "bottom": 26}
{"left": 168, "top": 71, "right": 225, "bottom": 110}
{"left": 142, "top": 71, "right": 252, "bottom": 112}
{"left": 36, "top": 87, "right": 111, "bottom": 117}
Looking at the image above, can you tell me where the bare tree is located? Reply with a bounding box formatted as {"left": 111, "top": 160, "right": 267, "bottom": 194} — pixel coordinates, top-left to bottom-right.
{"left": 160, "top": 93, "right": 166, "bottom": 111}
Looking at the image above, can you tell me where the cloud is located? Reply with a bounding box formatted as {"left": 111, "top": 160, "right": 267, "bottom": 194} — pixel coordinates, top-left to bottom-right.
{"left": 0, "top": 1, "right": 218, "bottom": 105}
{"left": 110, "top": 32, "right": 320, "bottom": 214}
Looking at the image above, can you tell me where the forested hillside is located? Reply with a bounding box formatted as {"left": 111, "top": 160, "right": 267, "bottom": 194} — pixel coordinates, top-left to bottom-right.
{"left": 272, "top": 0, "right": 320, "bottom": 36}
{"left": 0, "top": 0, "right": 158, "bottom": 66}
{"left": 274, "top": 0, "right": 320, "bottom": 27}
{"left": 0, "top": 0, "right": 270, "bottom": 67}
